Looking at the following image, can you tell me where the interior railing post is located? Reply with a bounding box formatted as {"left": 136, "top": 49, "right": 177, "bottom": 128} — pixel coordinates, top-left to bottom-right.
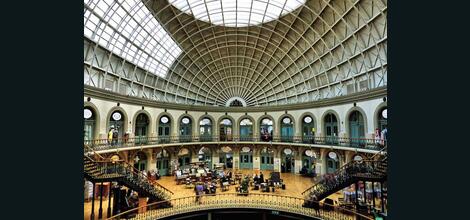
{"left": 91, "top": 182, "right": 95, "bottom": 220}
{"left": 355, "top": 181, "right": 359, "bottom": 209}
{"left": 381, "top": 182, "right": 385, "bottom": 213}
{"left": 98, "top": 182, "right": 104, "bottom": 219}
{"left": 107, "top": 182, "right": 112, "bottom": 218}
{"left": 372, "top": 181, "right": 376, "bottom": 211}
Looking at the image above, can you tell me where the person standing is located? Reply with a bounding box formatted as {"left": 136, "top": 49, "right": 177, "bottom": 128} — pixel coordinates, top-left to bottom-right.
{"left": 108, "top": 127, "right": 114, "bottom": 145}
{"left": 112, "top": 127, "right": 119, "bottom": 146}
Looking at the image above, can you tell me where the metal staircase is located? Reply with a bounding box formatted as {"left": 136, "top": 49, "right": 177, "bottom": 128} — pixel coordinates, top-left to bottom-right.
{"left": 84, "top": 146, "right": 173, "bottom": 201}
{"left": 302, "top": 152, "right": 387, "bottom": 202}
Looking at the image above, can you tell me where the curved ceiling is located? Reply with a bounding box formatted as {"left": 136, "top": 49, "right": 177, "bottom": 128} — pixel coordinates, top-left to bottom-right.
{"left": 168, "top": 0, "right": 306, "bottom": 27}
{"left": 83, "top": 0, "right": 387, "bottom": 107}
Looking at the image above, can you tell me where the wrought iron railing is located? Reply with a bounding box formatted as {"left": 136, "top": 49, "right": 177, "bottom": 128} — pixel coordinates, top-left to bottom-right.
{"left": 84, "top": 135, "right": 386, "bottom": 152}
{"left": 107, "top": 193, "right": 374, "bottom": 220}
{"left": 302, "top": 159, "right": 387, "bottom": 201}
{"left": 84, "top": 146, "right": 173, "bottom": 200}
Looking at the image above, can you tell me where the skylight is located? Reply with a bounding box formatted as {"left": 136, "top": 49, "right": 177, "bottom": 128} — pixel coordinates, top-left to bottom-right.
{"left": 169, "top": 0, "right": 306, "bottom": 27}
{"left": 84, "top": 0, "right": 182, "bottom": 78}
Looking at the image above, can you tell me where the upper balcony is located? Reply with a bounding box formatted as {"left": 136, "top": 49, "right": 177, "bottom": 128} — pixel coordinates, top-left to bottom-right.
{"left": 84, "top": 135, "right": 386, "bottom": 153}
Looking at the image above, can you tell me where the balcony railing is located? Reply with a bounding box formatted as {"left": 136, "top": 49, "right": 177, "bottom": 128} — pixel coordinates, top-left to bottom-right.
{"left": 84, "top": 135, "right": 386, "bottom": 152}
{"left": 107, "top": 193, "right": 374, "bottom": 220}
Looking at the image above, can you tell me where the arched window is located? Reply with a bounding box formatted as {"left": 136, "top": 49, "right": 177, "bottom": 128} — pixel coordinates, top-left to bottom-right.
{"left": 239, "top": 118, "right": 253, "bottom": 141}
{"left": 324, "top": 113, "right": 338, "bottom": 145}
{"left": 109, "top": 110, "right": 125, "bottom": 145}
{"left": 302, "top": 115, "right": 315, "bottom": 144}
{"left": 84, "top": 107, "right": 95, "bottom": 141}
{"left": 179, "top": 117, "right": 192, "bottom": 142}
{"left": 229, "top": 99, "right": 243, "bottom": 107}
{"left": 199, "top": 117, "right": 213, "bottom": 142}
{"left": 349, "top": 110, "right": 365, "bottom": 147}
{"left": 158, "top": 115, "right": 171, "bottom": 143}
{"left": 377, "top": 107, "right": 388, "bottom": 146}
{"left": 135, "top": 113, "right": 149, "bottom": 144}
{"left": 219, "top": 118, "right": 233, "bottom": 141}
{"left": 260, "top": 118, "right": 273, "bottom": 142}
{"left": 280, "top": 116, "right": 294, "bottom": 142}
{"left": 156, "top": 149, "right": 170, "bottom": 176}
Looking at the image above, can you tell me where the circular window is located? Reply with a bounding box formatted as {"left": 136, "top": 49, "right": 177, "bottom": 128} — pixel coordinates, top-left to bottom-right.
{"left": 303, "top": 116, "right": 312, "bottom": 123}
{"left": 381, "top": 109, "right": 388, "bottom": 119}
{"left": 221, "top": 146, "right": 232, "bottom": 153}
{"left": 353, "top": 155, "right": 363, "bottom": 161}
{"left": 283, "top": 148, "right": 292, "bottom": 155}
{"left": 201, "top": 118, "right": 211, "bottom": 125}
{"left": 221, "top": 119, "right": 232, "bottom": 125}
{"left": 178, "top": 148, "right": 189, "bottom": 156}
{"left": 84, "top": 108, "right": 93, "bottom": 119}
{"left": 160, "top": 116, "right": 169, "bottom": 124}
{"left": 112, "top": 112, "right": 122, "bottom": 121}
{"left": 282, "top": 117, "right": 291, "bottom": 124}
{"left": 182, "top": 117, "right": 190, "bottom": 124}
{"left": 262, "top": 118, "right": 273, "bottom": 125}
{"left": 328, "top": 152, "right": 337, "bottom": 159}
{"left": 241, "top": 146, "right": 251, "bottom": 152}
{"left": 305, "top": 150, "right": 313, "bottom": 157}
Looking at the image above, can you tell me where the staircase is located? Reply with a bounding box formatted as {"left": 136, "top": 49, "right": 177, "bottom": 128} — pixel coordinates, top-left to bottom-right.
{"left": 302, "top": 156, "right": 387, "bottom": 202}
{"left": 84, "top": 147, "right": 173, "bottom": 202}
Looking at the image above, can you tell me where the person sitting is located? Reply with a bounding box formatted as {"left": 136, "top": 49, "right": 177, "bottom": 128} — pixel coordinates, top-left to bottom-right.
{"left": 253, "top": 174, "right": 259, "bottom": 185}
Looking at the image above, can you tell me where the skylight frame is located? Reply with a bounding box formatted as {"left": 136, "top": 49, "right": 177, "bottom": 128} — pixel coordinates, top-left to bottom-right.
{"left": 168, "top": 0, "right": 306, "bottom": 27}
{"left": 84, "top": 0, "right": 182, "bottom": 78}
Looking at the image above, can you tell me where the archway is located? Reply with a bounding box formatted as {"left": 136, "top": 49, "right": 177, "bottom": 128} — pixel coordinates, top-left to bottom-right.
{"left": 301, "top": 115, "right": 315, "bottom": 144}
{"left": 84, "top": 107, "right": 96, "bottom": 141}
{"left": 133, "top": 151, "right": 148, "bottom": 172}
{"left": 324, "top": 113, "right": 339, "bottom": 145}
{"left": 301, "top": 149, "right": 318, "bottom": 176}
{"left": 156, "top": 149, "right": 170, "bottom": 176}
{"left": 239, "top": 118, "right": 253, "bottom": 141}
{"left": 260, "top": 147, "right": 274, "bottom": 171}
{"left": 179, "top": 116, "right": 192, "bottom": 142}
{"left": 219, "top": 118, "right": 233, "bottom": 141}
{"left": 348, "top": 110, "right": 366, "bottom": 147}
{"left": 177, "top": 148, "right": 191, "bottom": 169}
{"left": 260, "top": 117, "right": 273, "bottom": 142}
{"left": 326, "top": 151, "right": 340, "bottom": 174}
{"left": 219, "top": 146, "right": 233, "bottom": 169}
{"left": 281, "top": 148, "right": 295, "bottom": 173}
{"left": 134, "top": 113, "right": 149, "bottom": 144}
{"left": 198, "top": 147, "right": 212, "bottom": 168}
{"left": 108, "top": 110, "right": 126, "bottom": 145}
{"left": 199, "top": 117, "right": 213, "bottom": 142}
{"left": 158, "top": 115, "right": 171, "bottom": 143}
{"left": 280, "top": 116, "right": 294, "bottom": 142}
{"left": 239, "top": 146, "right": 253, "bottom": 169}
